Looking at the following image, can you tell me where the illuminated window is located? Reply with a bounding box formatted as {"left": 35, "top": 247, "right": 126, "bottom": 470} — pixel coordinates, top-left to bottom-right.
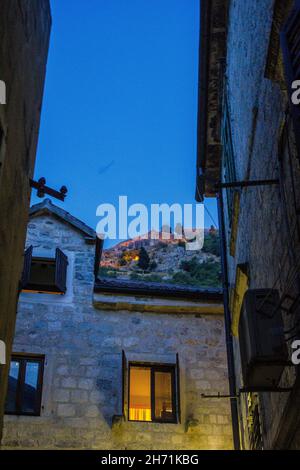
{"left": 5, "top": 355, "right": 44, "bottom": 416}
{"left": 128, "top": 364, "right": 177, "bottom": 423}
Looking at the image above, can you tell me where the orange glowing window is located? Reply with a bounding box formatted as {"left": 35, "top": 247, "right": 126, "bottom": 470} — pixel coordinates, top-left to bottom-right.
{"left": 128, "top": 364, "right": 177, "bottom": 423}
{"left": 129, "top": 366, "right": 151, "bottom": 421}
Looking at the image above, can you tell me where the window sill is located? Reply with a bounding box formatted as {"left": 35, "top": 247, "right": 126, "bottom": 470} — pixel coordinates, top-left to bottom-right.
{"left": 93, "top": 292, "right": 223, "bottom": 315}
{"left": 4, "top": 412, "right": 41, "bottom": 417}
{"left": 112, "top": 415, "right": 180, "bottom": 430}
{"left": 128, "top": 419, "right": 178, "bottom": 424}
{"left": 22, "top": 288, "right": 65, "bottom": 295}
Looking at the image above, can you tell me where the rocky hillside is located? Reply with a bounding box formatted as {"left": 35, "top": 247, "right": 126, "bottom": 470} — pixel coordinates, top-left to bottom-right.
{"left": 99, "top": 227, "right": 221, "bottom": 288}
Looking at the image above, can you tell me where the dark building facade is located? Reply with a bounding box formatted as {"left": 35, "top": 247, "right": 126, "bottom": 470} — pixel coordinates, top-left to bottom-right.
{"left": 0, "top": 0, "right": 51, "bottom": 440}
{"left": 197, "top": 0, "right": 300, "bottom": 449}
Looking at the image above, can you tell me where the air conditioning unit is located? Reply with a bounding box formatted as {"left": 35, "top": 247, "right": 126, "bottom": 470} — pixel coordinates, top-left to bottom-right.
{"left": 239, "top": 289, "right": 288, "bottom": 389}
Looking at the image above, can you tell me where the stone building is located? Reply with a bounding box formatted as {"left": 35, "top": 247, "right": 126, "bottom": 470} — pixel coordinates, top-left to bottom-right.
{"left": 197, "top": 0, "right": 300, "bottom": 449}
{"left": 1, "top": 199, "right": 232, "bottom": 450}
{"left": 0, "top": 0, "right": 51, "bottom": 439}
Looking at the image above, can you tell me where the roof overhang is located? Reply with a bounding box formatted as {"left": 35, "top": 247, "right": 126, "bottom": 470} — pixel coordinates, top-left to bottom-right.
{"left": 196, "top": 0, "right": 229, "bottom": 201}
{"left": 30, "top": 198, "right": 97, "bottom": 240}
{"left": 94, "top": 277, "right": 223, "bottom": 302}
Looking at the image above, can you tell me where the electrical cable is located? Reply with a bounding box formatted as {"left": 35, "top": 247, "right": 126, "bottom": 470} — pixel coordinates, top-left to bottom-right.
{"left": 204, "top": 205, "right": 218, "bottom": 229}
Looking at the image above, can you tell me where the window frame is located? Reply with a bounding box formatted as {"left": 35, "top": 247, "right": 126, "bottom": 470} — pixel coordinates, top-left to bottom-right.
{"left": 5, "top": 354, "right": 45, "bottom": 417}
{"left": 127, "top": 362, "right": 177, "bottom": 424}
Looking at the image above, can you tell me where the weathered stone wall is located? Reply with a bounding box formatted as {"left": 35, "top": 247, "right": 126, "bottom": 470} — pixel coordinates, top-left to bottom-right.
{"left": 2, "top": 213, "right": 233, "bottom": 450}
{"left": 0, "top": 0, "right": 51, "bottom": 440}
{"left": 224, "top": 0, "right": 300, "bottom": 449}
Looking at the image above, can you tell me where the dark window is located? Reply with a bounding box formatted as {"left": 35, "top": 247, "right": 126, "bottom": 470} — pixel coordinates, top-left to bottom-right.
{"left": 21, "top": 246, "right": 68, "bottom": 294}
{"left": 5, "top": 355, "right": 44, "bottom": 416}
{"left": 221, "top": 91, "right": 237, "bottom": 224}
{"left": 281, "top": 1, "right": 300, "bottom": 157}
{"left": 128, "top": 363, "right": 178, "bottom": 423}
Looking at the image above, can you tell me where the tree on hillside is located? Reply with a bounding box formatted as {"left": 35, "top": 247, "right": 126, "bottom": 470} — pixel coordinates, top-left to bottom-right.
{"left": 202, "top": 232, "right": 220, "bottom": 256}
{"left": 119, "top": 252, "right": 127, "bottom": 266}
{"left": 138, "top": 247, "right": 150, "bottom": 270}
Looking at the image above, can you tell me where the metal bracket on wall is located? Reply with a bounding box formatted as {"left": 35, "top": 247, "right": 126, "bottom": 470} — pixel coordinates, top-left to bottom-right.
{"left": 215, "top": 179, "right": 279, "bottom": 190}
{"left": 30, "top": 177, "right": 68, "bottom": 201}
{"left": 201, "top": 386, "right": 294, "bottom": 399}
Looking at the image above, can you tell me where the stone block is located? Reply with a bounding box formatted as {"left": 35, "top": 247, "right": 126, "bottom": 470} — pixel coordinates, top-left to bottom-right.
{"left": 71, "top": 390, "right": 88, "bottom": 403}
{"left": 78, "top": 379, "right": 94, "bottom": 390}
{"left": 61, "top": 377, "right": 77, "bottom": 389}
{"left": 57, "top": 404, "right": 76, "bottom": 417}
{"left": 89, "top": 390, "right": 105, "bottom": 404}
{"left": 85, "top": 406, "right": 100, "bottom": 418}
{"left": 53, "top": 389, "right": 70, "bottom": 403}
{"left": 56, "top": 365, "right": 69, "bottom": 376}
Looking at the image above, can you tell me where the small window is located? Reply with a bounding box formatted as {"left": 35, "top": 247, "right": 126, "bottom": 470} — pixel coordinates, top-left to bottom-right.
{"left": 5, "top": 355, "right": 44, "bottom": 416}
{"left": 21, "top": 246, "right": 68, "bottom": 294}
{"left": 128, "top": 363, "right": 177, "bottom": 423}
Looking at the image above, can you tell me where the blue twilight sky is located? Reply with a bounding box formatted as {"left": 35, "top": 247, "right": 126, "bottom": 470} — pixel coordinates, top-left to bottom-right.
{"left": 31, "top": 0, "right": 218, "bottom": 248}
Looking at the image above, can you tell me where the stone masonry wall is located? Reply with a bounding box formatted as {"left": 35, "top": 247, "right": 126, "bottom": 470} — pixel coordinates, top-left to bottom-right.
{"left": 1, "top": 213, "right": 233, "bottom": 450}
{"left": 0, "top": 0, "right": 51, "bottom": 439}
{"left": 224, "top": 0, "right": 300, "bottom": 449}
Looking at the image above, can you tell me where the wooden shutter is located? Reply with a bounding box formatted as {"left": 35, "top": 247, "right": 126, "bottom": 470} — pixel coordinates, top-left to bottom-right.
{"left": 176, "top": 353, "right": 181, "bottom": 424}
{"left": 94, "top": 238, "right": 104, "bottom": 279}
{"left": 55, "top": 248, "right": 68, "bottom": 293}
{"left": 21, "top": 245, "right": 33, "bottom": 288}
{"left": 122, "top": 350, "right": 127, "bottom": 417}
{"left": 281, "top": 1, "right": 300, "bottom": 156}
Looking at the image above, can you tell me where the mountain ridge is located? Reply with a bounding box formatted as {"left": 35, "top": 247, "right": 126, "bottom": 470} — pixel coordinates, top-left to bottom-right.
{"left": 100, "top": 227, "right": 221, "bottom": 288}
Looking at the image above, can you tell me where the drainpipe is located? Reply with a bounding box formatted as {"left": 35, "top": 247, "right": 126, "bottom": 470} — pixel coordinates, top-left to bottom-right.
{"left": 217, "top": 190, "right": 241, "bottom": 450}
